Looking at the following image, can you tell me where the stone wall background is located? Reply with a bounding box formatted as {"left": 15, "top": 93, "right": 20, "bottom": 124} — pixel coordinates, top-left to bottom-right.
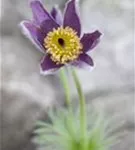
{"left": 0, "top": 0, "right": 134, "bottom": 150}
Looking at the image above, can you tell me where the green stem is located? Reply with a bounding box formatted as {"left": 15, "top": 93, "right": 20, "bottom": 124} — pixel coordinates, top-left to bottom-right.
{"left": 71, "top": 69, "right": 87, "bottom": 138}
{"left": 60, "top": 68, "right": 71, "bottom": 108}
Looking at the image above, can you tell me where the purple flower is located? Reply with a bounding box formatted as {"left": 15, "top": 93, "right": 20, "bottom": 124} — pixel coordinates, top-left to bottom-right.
{"left": 20, "top": 0, "right": 102, "bottom": 75}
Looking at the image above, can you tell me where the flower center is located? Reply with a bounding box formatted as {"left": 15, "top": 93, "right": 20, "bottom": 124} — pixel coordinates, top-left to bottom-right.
{"left": 44, "top": 27, "right": 83, "bottom": 64}
{"left": 58, "top": 38, "right": 65, "bottom": 47}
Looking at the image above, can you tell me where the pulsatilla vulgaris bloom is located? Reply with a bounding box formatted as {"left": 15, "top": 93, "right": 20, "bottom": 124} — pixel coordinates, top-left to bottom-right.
{"left": 20, "top": 0, "right": 102, "bottom": 75}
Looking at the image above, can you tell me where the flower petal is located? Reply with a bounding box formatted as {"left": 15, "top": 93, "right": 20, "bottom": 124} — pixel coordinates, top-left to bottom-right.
{"left": 30, "top": 0, "right": 57, "bottom": 25}
{"left": 40, "top": 19, "right": 59, "bottom": 34}
{"left": 50, "top": 6, "right": 63, "bottom": 25}
{"left": 63, "top": 0, "right": 81, "bottom": 36}
{"left": 72, "top": 53, "right": 94, "bottom": 71}
{"left": 20, "top": 21, "right": 45, "bottom": 53}
{"left": 40, "top": 55, "right": 64, "bottom": 75}
{"left": 81, "top": 30, "right": 102, "bottom": 52}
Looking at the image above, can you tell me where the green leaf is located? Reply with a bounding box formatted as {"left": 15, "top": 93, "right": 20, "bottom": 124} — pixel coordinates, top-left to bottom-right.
{"left": 34, "top": 109, "right": 116, "bottom": 150}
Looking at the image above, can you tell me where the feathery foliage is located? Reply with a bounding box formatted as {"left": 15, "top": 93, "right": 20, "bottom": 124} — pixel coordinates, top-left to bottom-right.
{"left": 34, "top": 108, "right": 116, "bottom": 150}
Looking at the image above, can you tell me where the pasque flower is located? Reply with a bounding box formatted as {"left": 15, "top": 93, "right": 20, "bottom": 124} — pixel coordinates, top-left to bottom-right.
{"left": 20, "top": 0, "right": 102, "bottom": 75}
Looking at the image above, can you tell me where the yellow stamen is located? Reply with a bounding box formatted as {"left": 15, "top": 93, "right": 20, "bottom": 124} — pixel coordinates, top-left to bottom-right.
{"left": 44, "top": 27, "right": 83, "bottom": 64}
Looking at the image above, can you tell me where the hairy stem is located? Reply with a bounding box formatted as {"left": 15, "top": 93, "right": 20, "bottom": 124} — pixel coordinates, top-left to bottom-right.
{"left": 60, "top": 68, "right": 71, "bottom": 108}
{"left": 71, "top": 69, "right": 87, "bottom": 140}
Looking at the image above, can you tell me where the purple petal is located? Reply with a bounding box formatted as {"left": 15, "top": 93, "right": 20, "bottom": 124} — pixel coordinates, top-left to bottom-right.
{"left": 40, "top": 19, "right": 59, "bottom": 34}
{"left": 50, "top": 6, "right": 63, "bottom": 25}
{"left": 81, "top": 30, "right": 102, "bottom": 52}
{"left": 63, "top": 0, "right": 81, "bottom": 36}
{"left": 30, "top": 0, "right": 57, "bottom": 25}
{"left": 72, "top": 53, "right": 94, "bottom": 70}
{"left": 40, "top": 55, "right": 63, "bottom": 75}
{"left": 20, "top": 21, "right": 45, "bottom": 53}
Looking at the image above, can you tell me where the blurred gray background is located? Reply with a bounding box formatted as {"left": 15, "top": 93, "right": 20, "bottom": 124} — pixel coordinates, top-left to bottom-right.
{"left": 0, "top": 0, "right": 134, "bottom": 150}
